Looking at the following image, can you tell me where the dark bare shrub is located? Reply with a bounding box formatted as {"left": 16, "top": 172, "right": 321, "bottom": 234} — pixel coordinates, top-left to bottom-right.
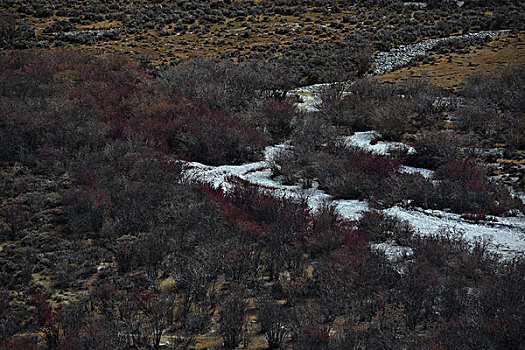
{"left": 405, "top": 131, "right": 471, "bottom": 170}
{"left": 370, "top": 97, "right": 413, "bottom": 141}
{"left": 315, "top": 146, "right": 400, "bottom": 200}
{"left": 249, "top": 98, "right": 296, "bottom": 142}
{"left": 321, "top": 92, "right": 374, "bottom": 131}
{"left": 258, "top": 301, "right": 289, "bottom": 349}
{"left": 0, "top": 12, "right": 15, "bottom": 47}
{"left": 292, "top": 112, "right": 337, "bottom": 154}
{"left": 357, "top": 210, "right": 414, "bottom": 244}
{"left": 455, "top": 101, "right": 500, "bottom": 138}
{"left": 66, "top": 166, "right": 111, "bottom": 233}
{"left": 219, "top": 293, "right": 247, "bottom": 349}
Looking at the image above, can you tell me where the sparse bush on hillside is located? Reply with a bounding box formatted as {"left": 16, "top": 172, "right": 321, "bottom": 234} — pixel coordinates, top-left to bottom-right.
{"left": 460, "top": 64, "right": 525, "bottom": 147}
{"left": 1, "top": 43, "right": 525, "bottom": 350}
{"left": 405, "top": 130, "right": 472, "bottom": 170}
{"left": 357, "top": 210, "right": 414, "bottom": 244}
{"left": 370, "top": 97, "right": 413, "bottom": 141}
{"left": 219, "top": 293, "right": 247, "bottom": 350}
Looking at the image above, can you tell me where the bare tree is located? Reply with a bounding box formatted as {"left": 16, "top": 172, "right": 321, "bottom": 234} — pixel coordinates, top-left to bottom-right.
{"left": 219, "top": 293, "right": 247, "bottom": 349}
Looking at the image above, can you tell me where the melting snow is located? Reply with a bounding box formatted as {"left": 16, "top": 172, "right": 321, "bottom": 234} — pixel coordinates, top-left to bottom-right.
{"left": 371, "top": 242, "right": 414, "bottom": 262}
{"left": 342, "top": 131, "right": 416, "bottom": 155}
{"left": 182, "top": 30, "right": 525, "bottom": 257}
{"left": 373, "top": 30, "right": 509, "bottom": 75}
{"left": 288, "top": 83, "right": 329, "bottom": 112}
{"left": 182, "top": 129, "right": 524, "bottom": 258}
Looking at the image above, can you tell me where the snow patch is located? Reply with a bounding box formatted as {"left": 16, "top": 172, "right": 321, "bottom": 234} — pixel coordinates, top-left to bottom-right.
{"left": 181, "top": 139, "right": 525, "bottom": 258}
{"left": 384, "top": 206, "right": 525, "bottom": 256}
{"left": 371, "top": 242, "right": 414, "bottom": 262}
{"left": 400, "top": 165, "right": 434, "bottom": 178}
{"left": 373, "top": 30, "right": 509, "bottom": 75}
{"left": 341, "top": 131, "right": 416, "bottom": 155}
{"left": 288, "top": 83, "right": 331, "bottom": 112}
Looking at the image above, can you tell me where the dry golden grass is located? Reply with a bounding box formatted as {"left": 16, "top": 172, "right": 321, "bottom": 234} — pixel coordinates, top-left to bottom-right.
{"left": 374, "top": 31, "right": 525, "bottom": 91}
{"left": 10, "top": 6, "right": 358, "bottom": 66}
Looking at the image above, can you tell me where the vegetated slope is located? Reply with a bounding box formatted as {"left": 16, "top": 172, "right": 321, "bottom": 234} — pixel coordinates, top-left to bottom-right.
{"left": 2, "top": 0, "right": 525, "bottom": 83}
{"left": 1, "top": 50, "right": 524, "bottom": 349}
{"left": 375, "top": 30, "right": 525, "bottom": 90}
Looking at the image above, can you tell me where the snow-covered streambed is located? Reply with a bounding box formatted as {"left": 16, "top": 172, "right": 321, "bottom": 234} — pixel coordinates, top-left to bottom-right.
{"left": 182, "top": 133, "right": 525, "bottom": 258}
{"left": 183, "top": 30, "right": 524, "bottom": 258}
{"left": 372, "top": 29, "right": 509, "bottom": 74}
{"left": 288, "top": 30, "right": 510, "bottom": 112}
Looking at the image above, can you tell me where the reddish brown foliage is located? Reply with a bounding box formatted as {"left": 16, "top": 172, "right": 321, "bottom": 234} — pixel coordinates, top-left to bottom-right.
{"left": 436, "top": 158, "right": 489, "bottom": 193}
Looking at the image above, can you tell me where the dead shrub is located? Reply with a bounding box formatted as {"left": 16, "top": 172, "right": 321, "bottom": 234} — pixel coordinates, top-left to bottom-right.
{"left": 370, "top": 97, "right": 413, "bottom": 141}
{"left": 357, "top": 210, "right": 414, "bottom": 245}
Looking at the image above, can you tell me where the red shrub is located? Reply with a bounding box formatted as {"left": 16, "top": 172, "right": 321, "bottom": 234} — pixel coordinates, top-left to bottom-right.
{"left": 37, "top": 146, "right": 61, "bottom": 162}
{"left": 91, "top": 284, "right": 120, "bottom": 322}
{"left": 299, "top": 224, "right": 358, "bottom": 257}
{"left": 1, "top": 50, "right": 264, "bottom": 166}
{"left": 91, "top": 284, "right": 120, "bottom": 305}
{"left": 31, "top": 293, "right": 61, "bottom": 349}
{"left": 433, "top": 158, "right": 523, "bottom": 215}
{"left": 201, "top": 178, "right": 311, "bottom": 234}
{"left": 345, "top": 147, "right": 400, "bottom": 178}
{"left": 134, "top": 286, "right": 157, "bottom": 311}
{"left": 328, "top": 245, "right": 370, "bottom": 276}
{"left": 484, "top": 313, "right": 520, "bottom": 344}
{"left": 436, "top": 158, "right": 488, "bottom": 193}
{"left": 32, "top": 293, "right": 58, "bottom": 327}
{"left": 200, "top": 182, "right": 262, "bottom": 231}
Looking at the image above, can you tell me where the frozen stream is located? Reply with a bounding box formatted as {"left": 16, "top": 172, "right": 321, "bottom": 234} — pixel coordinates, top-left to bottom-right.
{"left": 372, "top": 29, "right": 509, "bottom": 74}
{"left": 288, "top": 30, "right": 509, "bottom": 111}
{"left": 182, "top": 135, "right": 525, "bottom": 258}
{"left": 183, "top": 29, "right": 524, "bottom": 258}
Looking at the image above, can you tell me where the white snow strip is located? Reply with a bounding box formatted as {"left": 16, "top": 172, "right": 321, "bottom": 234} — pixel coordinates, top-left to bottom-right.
{"left": 181, "top": 139, "right": 525, "bottom": 258}
{"left": 371, "top": 242, "right": 414, "bottom": 261}
{"left": 288, "top": 83, "right": 331, "bottom": 112}
{"left": 373, "top": 30, "right": 509, "bottom": 75}
{"left": 400, "top": 165, "right": 434, "bottom": 178}
{"left": 384, "top": 206, "right": 525, "bottom": 256}
{"left": 403, "top": 2, "right": 427, "bottom": 8}
{"left": 341, "top": 131, "right": 416, "bottom": 155}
